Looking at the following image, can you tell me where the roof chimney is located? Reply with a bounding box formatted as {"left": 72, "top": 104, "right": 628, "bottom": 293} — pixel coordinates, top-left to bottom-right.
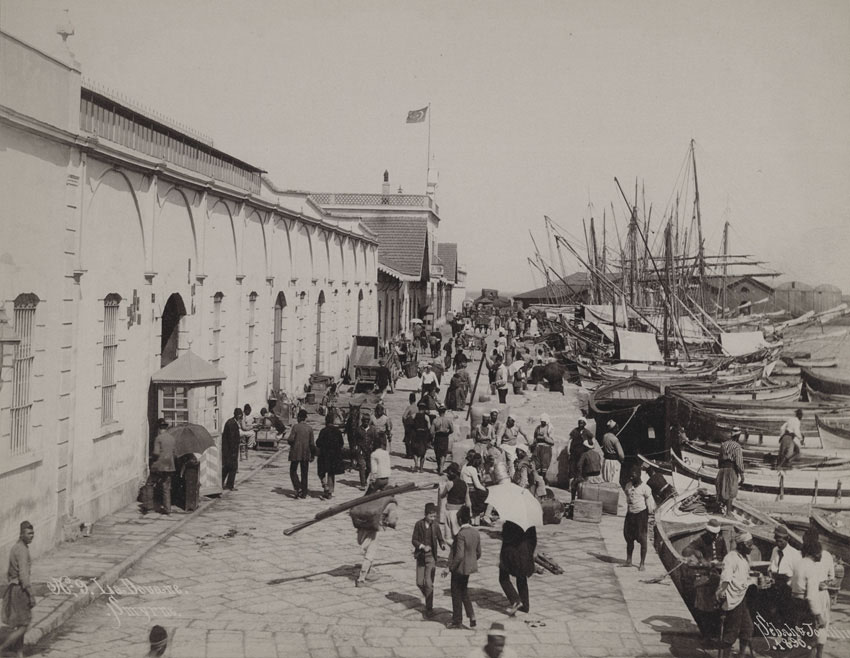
{"left": 382, "top": 170, "right": 390, "bottom": 197}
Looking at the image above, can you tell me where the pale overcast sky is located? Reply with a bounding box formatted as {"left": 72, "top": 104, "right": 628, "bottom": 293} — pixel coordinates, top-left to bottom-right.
{"left": 3, "top": 0, "right": 849, "bottom": 295}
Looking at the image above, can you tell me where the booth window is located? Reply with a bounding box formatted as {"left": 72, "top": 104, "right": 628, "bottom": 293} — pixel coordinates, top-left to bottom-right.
{"left": 10, "top": 293, "right": 39, "bottom": 455}
{"left": 211, "top": 292, "right": 224, "bottom": 365}
{"left": 101, "top": 293, "right": 121, "bottom": 424}
{"left": 160, "top": 385, "right": 189, "bottom": 425}
{"left": 246, "top": 291, "right": 258, "bottom": 377}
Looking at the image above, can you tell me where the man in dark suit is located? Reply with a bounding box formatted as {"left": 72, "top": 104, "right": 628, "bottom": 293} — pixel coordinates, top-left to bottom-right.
{"left": 221, "top": 408, "right": 244, "bottom": 490}
{"left": 447, "top": 505, "right": 481, "bottom": 629}
{"left": 412, "top": 502, "right": 447, "bottom": 618}
{"left": 288, "top": 409, "right": 316, "bottom": 499}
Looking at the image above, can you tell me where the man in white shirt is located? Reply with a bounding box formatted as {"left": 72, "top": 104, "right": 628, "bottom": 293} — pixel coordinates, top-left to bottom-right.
{"left": 366, "top": 435, "right": 391, "bottom": 494}
{"left": 716, "top": 531, "right": 755, "bottom": 658}
{"left": 421, "top": 364, "right": 439, "bottom": 396}
{"left": 622, "top": 467, "right": 656, "bottom": 571}
{"left": 241, "top": 403, "right": 257, "bottom": 448}
{"left": 769, "top": 525, "right": 801, "bottom": 580}
{"left": 779, "top": 409, "right": 804, "bottom": 445}
{"left": 768, "top": 524, "right": 801, "bottom": 621}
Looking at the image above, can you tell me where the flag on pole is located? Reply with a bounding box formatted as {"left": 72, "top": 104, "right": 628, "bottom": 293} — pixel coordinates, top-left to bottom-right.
{"left": 406, "top": 106, "right": 428, "bottom": 123}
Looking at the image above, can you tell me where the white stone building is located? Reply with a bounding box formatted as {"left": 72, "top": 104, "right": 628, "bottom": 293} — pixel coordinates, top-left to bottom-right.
{"left": 0, "top": 30, "right": 378, "bottom": 564}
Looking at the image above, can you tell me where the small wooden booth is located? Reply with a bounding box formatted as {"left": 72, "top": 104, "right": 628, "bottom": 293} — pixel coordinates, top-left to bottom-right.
{"left": 150, "top": 350, "right": 226, "bottom": 497}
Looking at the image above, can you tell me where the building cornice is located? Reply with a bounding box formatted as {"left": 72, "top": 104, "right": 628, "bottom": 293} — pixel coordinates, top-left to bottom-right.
{"left": 0, "top": 106, "right": 377, "bottom": 248}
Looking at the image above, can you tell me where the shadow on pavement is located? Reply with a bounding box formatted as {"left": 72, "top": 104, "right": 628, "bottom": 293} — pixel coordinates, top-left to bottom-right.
{"left": 385, "top": 591, "right": 452, "bottom": 621}
{"left": 588, "top": 551, "right": 626, "bottom": 565}
{"left": 643, "top": 615, "right": 713, "bottom": 658}
{"left": 431, "top": 586, "right": 510, "bottom": 614}
{"left": 270, "top": 486, "right": 327, "bottom": 500}
{"left": 267, "top": 561, "right": 406, "bottom": 586}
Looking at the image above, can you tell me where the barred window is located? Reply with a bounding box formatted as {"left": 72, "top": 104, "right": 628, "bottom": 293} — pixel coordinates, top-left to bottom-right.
{"left": 10, "top": 293, "right": 39, "bottom": 455}
{"left": 211, "top": 292, "right": 224, "bottom": 365}
{"left": 246, "top": 291, "right": 258, "bottom": 377}
{"left": 101, "top": 293, "right": 122, "bottom": 424}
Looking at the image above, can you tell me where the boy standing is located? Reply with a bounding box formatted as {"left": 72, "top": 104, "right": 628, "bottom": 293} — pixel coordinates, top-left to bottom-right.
{"left": 623, "top": 467, "right": 655, "bottom": 571}
{"left": 412, "top": 503, "right": 447, "bottom": 618}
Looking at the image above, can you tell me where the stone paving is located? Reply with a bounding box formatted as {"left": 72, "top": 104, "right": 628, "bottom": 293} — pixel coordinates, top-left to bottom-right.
{"left": 16, "top": 334, "right": 850, "bottom": 657}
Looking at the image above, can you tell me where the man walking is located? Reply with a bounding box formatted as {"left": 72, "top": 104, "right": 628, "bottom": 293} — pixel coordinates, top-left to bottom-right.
{"left": 716, "top": 531, "right": 755, "bottom": 658}
{"left": 143, "top": 418, "right": 176, "bottom": 514}
{"left": 447, "top": 505, "right": 481, "bottom": 629}
{"left": 316, "top": 413, "right": 344, "bottom": 499}
{"left": 431, "top": 405, "right": 454, "bottom": 475}
{"left": 0, "top": 522, "right": 35, "bottom": 658}
{"left": 288, "top": 409, "right": 315, "bottom": 499}
{"left": 222, "top": 408, "right": 250, "bottom": 491}
{"left": 366, "top": 435, "right": 391, "bottom": 494}
{"left": 412, "top": 503, "right": 446, "bottom": 618}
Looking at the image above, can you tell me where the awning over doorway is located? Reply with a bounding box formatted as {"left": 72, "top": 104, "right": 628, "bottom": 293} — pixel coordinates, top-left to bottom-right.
{"left": 150, "top": 349, "right": 227, "bottom": 384}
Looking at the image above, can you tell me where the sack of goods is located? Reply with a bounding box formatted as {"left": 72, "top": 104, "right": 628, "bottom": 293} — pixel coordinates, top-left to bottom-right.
{"left": 350, "top": 497, "right": 398, "bottom": 531}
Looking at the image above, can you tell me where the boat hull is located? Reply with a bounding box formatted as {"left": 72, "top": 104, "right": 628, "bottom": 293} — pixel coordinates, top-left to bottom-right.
{"left": 653, "top": 489, "right": 802, "bottom": 638}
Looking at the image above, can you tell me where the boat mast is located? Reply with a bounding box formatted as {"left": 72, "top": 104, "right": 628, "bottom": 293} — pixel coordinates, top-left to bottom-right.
{"left": 589, "top": 216, "right": 599, "bottom": 305}
{"left": 663, "top": 221, "right": 672, "bottom": 363}
{"left": 691, "top": 139, "right": 706, "bottom": 307}
{"left": 720, "top": 221, "right": 730, "bottom": 317}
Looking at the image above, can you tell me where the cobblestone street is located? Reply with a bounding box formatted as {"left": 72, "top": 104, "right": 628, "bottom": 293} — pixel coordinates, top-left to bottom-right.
{"left": 19, "top": 373, "right": 850, "bottom": 658}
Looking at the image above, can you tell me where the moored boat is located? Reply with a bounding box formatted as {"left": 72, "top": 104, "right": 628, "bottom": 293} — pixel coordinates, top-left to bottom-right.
{"left": 802, "top": 367, "right": 850, "bottom": 397}
{"left": 810, "top": 511, "right": 850, "bottom": 566}
{"left": 653, "top": 488, "right": 801, "bottom": 637}
{"left": 671, "top": 451, "right": 850, "bottom": 505}
{"left": 684, "top": 440, "right": 850, "bottom": 469}
{"left": 792, "top": 358, "right": 838, "bottom": 368}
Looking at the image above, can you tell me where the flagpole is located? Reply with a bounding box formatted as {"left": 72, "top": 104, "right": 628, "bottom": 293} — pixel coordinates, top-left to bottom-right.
{"left": 426, "top": 102, "right": 431, "bottom": 193}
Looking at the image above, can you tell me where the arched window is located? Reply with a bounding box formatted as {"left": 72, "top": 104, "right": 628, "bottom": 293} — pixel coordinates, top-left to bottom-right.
{"left": 273, "top": 292, "right": 288, "bottom": 392}
{"left": 101, "top": 293, "right": 122, "bottom": 425}
{"left": 11, "top": 293, "right": 40, "bottom": 454}
{"left": 247, "top": 291, "right": 258, "bottom": 377}
{"left": 315, "top": 291, "right": 326, "bottom": 373}
{"left": 211, "top": 292, "right": 224, "bottom": 365}
{"left": 161, "top": 293, "right": 186, "bottom": 368}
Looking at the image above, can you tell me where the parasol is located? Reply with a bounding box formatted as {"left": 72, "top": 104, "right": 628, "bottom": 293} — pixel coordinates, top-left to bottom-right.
{"left": 162, "top": 423, "right": 216, "bottom": 457}
{"left": 507, "top": 359, "right": 527, "bottom": 377}
{"left": 485, "top": 482, "right": 543, "bottom": 531}
{"left": 410, "top": 318, "right": 423, "bottom": 324}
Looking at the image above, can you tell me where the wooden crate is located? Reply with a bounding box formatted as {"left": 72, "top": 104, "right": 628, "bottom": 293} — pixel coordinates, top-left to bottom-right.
{"left": 578, "top": 482, "right": 621, "bottom": 515}
{"left": 572, "top": 499, "right": 603, "bottom": 524}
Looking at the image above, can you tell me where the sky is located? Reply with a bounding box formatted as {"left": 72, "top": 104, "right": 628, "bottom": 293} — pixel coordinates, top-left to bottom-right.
{"left": 2, "top": 0, "right": 849, "bottom": 295}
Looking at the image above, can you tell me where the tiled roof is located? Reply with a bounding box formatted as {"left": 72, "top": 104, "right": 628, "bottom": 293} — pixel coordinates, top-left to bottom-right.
{"left": 361, "top": 217, "right": 428, "bottom": 278}
{"left": 437, "top": 243, "right": 458, "bottom": 282}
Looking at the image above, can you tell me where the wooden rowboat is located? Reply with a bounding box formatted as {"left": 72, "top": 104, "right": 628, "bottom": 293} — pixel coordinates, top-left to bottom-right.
{"left": 802, "top": 367, "right": 850, "bottom": 397}
{"left": 671, "top": 451, "right": 850, "bottom": 504}
{"left": 792, "top": 358, "right": 838, "bottom": 368}
{"left": 653, "top": 488, "right": 801, "bottom": 637}
{"left": 684, "top": 440, "right": 850, "bottom": 469}
{"left": 810, "top": 511, "right": 850, "bottom": 566}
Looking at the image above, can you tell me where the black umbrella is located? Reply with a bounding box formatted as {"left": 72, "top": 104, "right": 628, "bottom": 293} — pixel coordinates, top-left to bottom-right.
{"left": 162, "top": 423, "right": 215, "bottom": 457}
